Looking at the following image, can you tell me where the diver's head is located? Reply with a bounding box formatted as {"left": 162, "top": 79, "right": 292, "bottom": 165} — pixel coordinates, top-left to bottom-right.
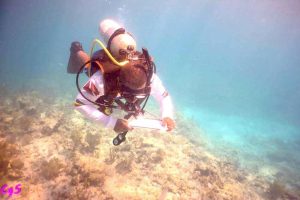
{"left": 119, "top": 65, "right": 147, "bottom": 91}
{"left": 99, "top": 19, "right": 136, "bottom": 61}
{"left": 119, "top": 65, "right": 148, "bottom": 103}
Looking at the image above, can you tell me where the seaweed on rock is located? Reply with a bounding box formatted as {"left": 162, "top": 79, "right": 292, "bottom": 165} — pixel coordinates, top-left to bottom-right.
{"left": 266, "top": 180, "right": 300, "bottom": 200}
{"left": 40, "top": 158, "right": 64, "bottom": 179}
{"left": 105, "top": 148, "right": 117, "bottom": 164}
{"left": 115, "top": 158, "right": 133, "bottom": 175}
{"left": 0, "top": 141, "right": 23, "bottom": 181}
{"left": 85, "top": 132, "right": 101, "bottom": 151}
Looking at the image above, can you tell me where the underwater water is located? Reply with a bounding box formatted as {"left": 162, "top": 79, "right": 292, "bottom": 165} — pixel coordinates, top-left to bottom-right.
{"left": 1, "top": 0, "right": 300, "bottom": 199}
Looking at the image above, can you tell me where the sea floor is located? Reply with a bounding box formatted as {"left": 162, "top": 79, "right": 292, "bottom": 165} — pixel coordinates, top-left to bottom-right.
{"left": 0, "top": 87, "right": 300, "bottom": 199}
{"left": 184, "top": 107, "right": 300, "bottom": 193}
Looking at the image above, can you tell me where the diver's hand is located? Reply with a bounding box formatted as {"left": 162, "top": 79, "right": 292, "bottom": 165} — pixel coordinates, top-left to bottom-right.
{"left": 162, "top": 117, "right": 175, "bottom": 132}
{"left": 114, "top": 119, "right": 133, "bottom": 133}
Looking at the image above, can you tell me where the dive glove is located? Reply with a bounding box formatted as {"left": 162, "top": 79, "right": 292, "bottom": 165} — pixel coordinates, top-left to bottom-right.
{"left": 114, "top": 119, "right": 133, "bottom": 133}
{"left": 162, "top": 117, "right": 175, "bottom": 132}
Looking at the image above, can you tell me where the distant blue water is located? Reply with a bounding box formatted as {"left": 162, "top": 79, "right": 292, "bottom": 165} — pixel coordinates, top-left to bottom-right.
{"left": 1, "top": 0, "right": 300, "bottom": 186}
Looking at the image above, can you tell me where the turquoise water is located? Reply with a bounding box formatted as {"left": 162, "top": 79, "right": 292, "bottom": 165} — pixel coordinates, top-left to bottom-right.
{"left": 1, "top": 0, "right": 300, "bottom": 194}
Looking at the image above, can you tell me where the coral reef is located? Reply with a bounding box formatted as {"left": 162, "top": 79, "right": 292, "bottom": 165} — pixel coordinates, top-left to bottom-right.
{"left": 0, "top": 89, "right": 300, "bottom": 199}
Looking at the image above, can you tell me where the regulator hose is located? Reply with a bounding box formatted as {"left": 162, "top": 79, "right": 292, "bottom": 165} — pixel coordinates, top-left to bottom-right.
{"left": 76, "top": 59, "right": 118, "bottom": 108}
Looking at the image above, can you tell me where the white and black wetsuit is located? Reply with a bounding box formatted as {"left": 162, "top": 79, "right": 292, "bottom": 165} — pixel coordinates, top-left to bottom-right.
{"left": 75, "top": 70, "right": 174, "bottom": 128}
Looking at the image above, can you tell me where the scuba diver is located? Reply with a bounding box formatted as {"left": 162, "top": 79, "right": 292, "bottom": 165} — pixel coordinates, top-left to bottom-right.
{"left": 67, "top": 19, "right": 175, "bottom": 145}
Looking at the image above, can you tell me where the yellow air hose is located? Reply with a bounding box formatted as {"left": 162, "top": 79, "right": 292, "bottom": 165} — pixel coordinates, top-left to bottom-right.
{"left": 87, "top": 39, "right": 129, "bottom": 77}
{"left": 90, "top": 39, "right": 129, "bottom": 66}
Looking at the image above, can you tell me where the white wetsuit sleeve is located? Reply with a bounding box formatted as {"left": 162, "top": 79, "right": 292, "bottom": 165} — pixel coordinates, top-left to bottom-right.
{"left": 75, "top": 71, "right": 117, "bottom": 128}
{"left": 150, "top": 74, "right": 174, "bottom": 119}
